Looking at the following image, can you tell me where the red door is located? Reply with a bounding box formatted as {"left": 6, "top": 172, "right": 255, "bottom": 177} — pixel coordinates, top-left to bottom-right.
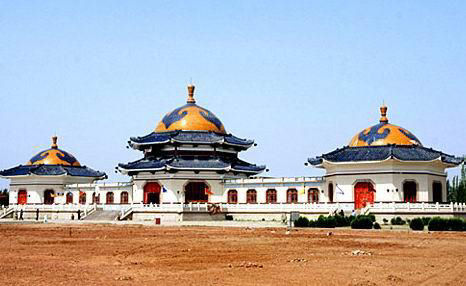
{"left": 144, "top": 183, "right": 161, "bottom": 204}
{"left": 18, "top": 190, "right": 27, "bottom": 205}
{"left": 354, "top": 182, "right": 375, "bottom": 209}
{"left": 66, "top": 192, "right": 73, "bottom": 204}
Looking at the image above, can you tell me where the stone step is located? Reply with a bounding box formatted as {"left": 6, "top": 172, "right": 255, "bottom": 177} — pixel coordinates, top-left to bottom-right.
{"left": 83, "top": 210, "right": 120, "bottom": 221}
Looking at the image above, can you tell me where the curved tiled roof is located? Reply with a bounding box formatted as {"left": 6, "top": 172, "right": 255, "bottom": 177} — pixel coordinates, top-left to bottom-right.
{"left": 308, "top": 145, "right": 463, "bottom": 166}
{"left": 27, "top": 136, "right": 81, "bottom": 166}
{"left": 118, "top": 156, "right": 265, "bottom": 174}
{"left": 0, "top": 164, "right": 106, "bottom": 178}
{"left": 154, "top": 85, "right": 226, "bottom": 134}
{"left": 348, "top": 105, "right": 422, "bottom": 147}
{"left": 129, "top": 130, "right": 254, "bottom": 149}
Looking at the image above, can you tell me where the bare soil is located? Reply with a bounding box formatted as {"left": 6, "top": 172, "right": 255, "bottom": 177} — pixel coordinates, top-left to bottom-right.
{"left": 0, "top": 223, "right": 465, "bottom": 285}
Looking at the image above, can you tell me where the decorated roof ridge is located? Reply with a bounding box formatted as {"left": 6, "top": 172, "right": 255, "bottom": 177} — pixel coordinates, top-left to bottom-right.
{"left": 0, "top": 164, "right": 107, "bottom": 178}
{"left": 348, "top": 104, "right": 422, "bottom": 147}
{"left": 129, "top": 130, "right": 254, "bottom": 147}
{"left": 308, "top": 144, "right": 463, "bottom": 166}
{"left": 117, "top": 156, "right": 265, "bottom": 173}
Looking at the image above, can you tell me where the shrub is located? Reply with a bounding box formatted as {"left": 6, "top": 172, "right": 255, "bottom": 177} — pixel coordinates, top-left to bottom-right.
{"left": 391, "top": 216, "right": 406, "bottom": 225}
{"left": 382, "top": 218, "right": 389, "bottom": 225}
{"left": 325, "top": 216, "right": 337, "bottom": 228}
{"left": 308, "top": 220, "right": 316, "bottom": 227}
{"left": 334, "top": 214, "right": 351, "bottom": 227}
{"left": 294, "top": 216, "right": 309, "bottom": 227}
{"left": 315, "top": 215, "right": 336, "bottom": 228}
{"left": 373, "top": 222, "right": 381, "bottom": 229}
{"left": 447, "top": 218, "right": 464, "bottom": 231}
{"left": 368, "top": 214, "right": 376, "bottom": 223}
{"left": 409, "top": 218, "right": 424, "bottom": 231}
{"left": 351, "top": 215, "right": 373, "bottom": 229}
{"left": 421, "top": 217, "right": 431, "bottom": 226}
{"left": 428, "top": 217, "right": 448, "bottom": 231}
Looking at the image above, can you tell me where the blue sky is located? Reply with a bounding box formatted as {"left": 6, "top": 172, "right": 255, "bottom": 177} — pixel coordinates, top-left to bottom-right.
{"left": 1, "top": 1, "right": 465, "bottom": 188}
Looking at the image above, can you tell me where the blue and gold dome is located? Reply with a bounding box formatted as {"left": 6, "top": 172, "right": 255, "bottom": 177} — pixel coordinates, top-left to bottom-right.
{"left": 349, "top": 105, "right": 422, "bottom": 147}
{"left": 26, "top": 136, "right": 81, "bottom": 166}
{"left": 155, "top": 85, "right": 227, "bottom": 134}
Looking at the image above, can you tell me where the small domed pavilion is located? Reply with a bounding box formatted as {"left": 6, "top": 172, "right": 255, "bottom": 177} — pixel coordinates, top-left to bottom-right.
{"left": 0, "top": 136, "right": 106, "bottom": 205}
{"left": 308, "top": 105, "right": 463, "bottom": 209}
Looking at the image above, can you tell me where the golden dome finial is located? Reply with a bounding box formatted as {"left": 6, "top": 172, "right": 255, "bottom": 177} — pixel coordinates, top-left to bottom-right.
{"left": 380, "top": 103, "right": 388, "bottom": 123}
{"left": 187, "top": 84, "right": 196, "bottom": 104}
{"left": 51, "top": 135, "right": 58, "bottom": 149}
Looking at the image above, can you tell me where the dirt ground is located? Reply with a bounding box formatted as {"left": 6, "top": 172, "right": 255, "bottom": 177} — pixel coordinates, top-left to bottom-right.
{"left": 0, "top": 223, "right": 465, "bottom": 286}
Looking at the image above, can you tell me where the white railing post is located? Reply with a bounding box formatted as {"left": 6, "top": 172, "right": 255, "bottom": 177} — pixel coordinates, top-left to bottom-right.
{"left": 407, "top": 202, "right": 410, "bottom": 211}
{"left": 450, "top": 202, "right": 454, "bottom": 212}
{"left": 436, "top": 202, "right": 440, "bottom": 211}
{"left": 421, "top": 202, "right": 425, "bottom": 211}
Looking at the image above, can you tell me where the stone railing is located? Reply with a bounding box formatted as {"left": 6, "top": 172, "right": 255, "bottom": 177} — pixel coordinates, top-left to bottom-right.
{"left": 10, "top": 203, "right": 97, "bottom": 216}
{"left": 368, "top": 202, "right": 466, "bottom": 213}
{"left": 119, "top": 206, "right": 134, "bottom": 220}
{"left": 131, "top": 202, "right": 354, "bottom": 213}
{"left": 0, "top": 205, "right": 14, "bottom": 219}
{"left": 5, "top": 202, "right": 465, "bottom": 217}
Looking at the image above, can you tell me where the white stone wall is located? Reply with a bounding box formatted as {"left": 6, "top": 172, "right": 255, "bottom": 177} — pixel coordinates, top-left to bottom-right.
{"left": 223, "top": 177, "right": 323, "bottom": 204}
{"left": 132, "top": 171, "right": 236, "bottom": 204}
{"left": 320, "top": 160, "right": 449, "bottom": 204}
{"left": 66, "top": 183, "right": 133, "bottom": 204}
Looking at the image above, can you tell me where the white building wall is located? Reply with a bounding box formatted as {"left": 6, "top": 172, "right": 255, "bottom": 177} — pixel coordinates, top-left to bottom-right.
{"left": 321, "top": 160, "right": 449, "bottom": 204}
{"left": 224, "top": 177, "right": 323, "bottom": 204}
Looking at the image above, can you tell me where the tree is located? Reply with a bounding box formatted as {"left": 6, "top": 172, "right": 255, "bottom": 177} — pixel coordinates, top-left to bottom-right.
{"left": 0, "top": 188, "right": 9, "bottom": 206}
{"left": 448, "top": 159, "right": 466, "bottom": 203}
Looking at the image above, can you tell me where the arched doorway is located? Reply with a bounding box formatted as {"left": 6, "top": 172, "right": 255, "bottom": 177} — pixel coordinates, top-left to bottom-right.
{"left": 227, "top": 190, "right": 238, "bottom": 204}
{"left": 287, "top": 189, "right": 298, "bottom": 203}
{"left": 106, "top": 192, "right": 114, "bottom": 204}
{"left": 79, "top": 192, "right": 86, "bottom": 204}
{"left": 432, "top": 182, "right": 442, "bottom": 203}
{"left": 354, "top": 182, "right": 375, "bottom": 209}
{"left": 328, "top": 183, "right": 334, "bottom": 203}
{"left": 66, "top": 192, "right": 73, "bottom": 204}
{"left": 18, "top": 190, "right": 27, "bottom": 205}
{"left": 144, "top": 182, "right": 161, "bottom": 204}
{"left": 44, "top": 189, "right": 55, "bottom": 205}
{"left": 121, "top": 191, "right": 129, "bottom": 204}
{"left": 266, "top": 189, "right": 277, "bottom": 203}
{"left": 308, "top": 188, "right": 319, "bottom": 203}
{"left": 247, "top": 189, "right": 257, "bottom": 204}
{"left": 92, "top": 192, "right": 100, "bottom": 204}
{"left": 403, "top": 181, "right": 417, "bottom": 203}
{"left": 184, "top": 182, "right": 209, "bottom": 203}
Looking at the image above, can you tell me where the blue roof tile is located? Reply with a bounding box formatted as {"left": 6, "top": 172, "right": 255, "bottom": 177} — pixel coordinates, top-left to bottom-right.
{"left": 118, "top": 156, "right": 265, "bottom": 173}
{"left": 129, "top": 131, "right": 254, "bottom": 149}
{"left": 309, "top": 145, "right": 463, "bottom": 166}
{"left": 0, "top": 165, "right": 106, "bottom": 178}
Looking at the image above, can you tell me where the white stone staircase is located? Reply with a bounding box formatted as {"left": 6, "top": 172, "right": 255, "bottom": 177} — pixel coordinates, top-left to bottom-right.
{"left": 0, "top": 206, "right": 14, "bottom": 219}
{"left": 83, "top": 209, "right": 120, "bottom": 221}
